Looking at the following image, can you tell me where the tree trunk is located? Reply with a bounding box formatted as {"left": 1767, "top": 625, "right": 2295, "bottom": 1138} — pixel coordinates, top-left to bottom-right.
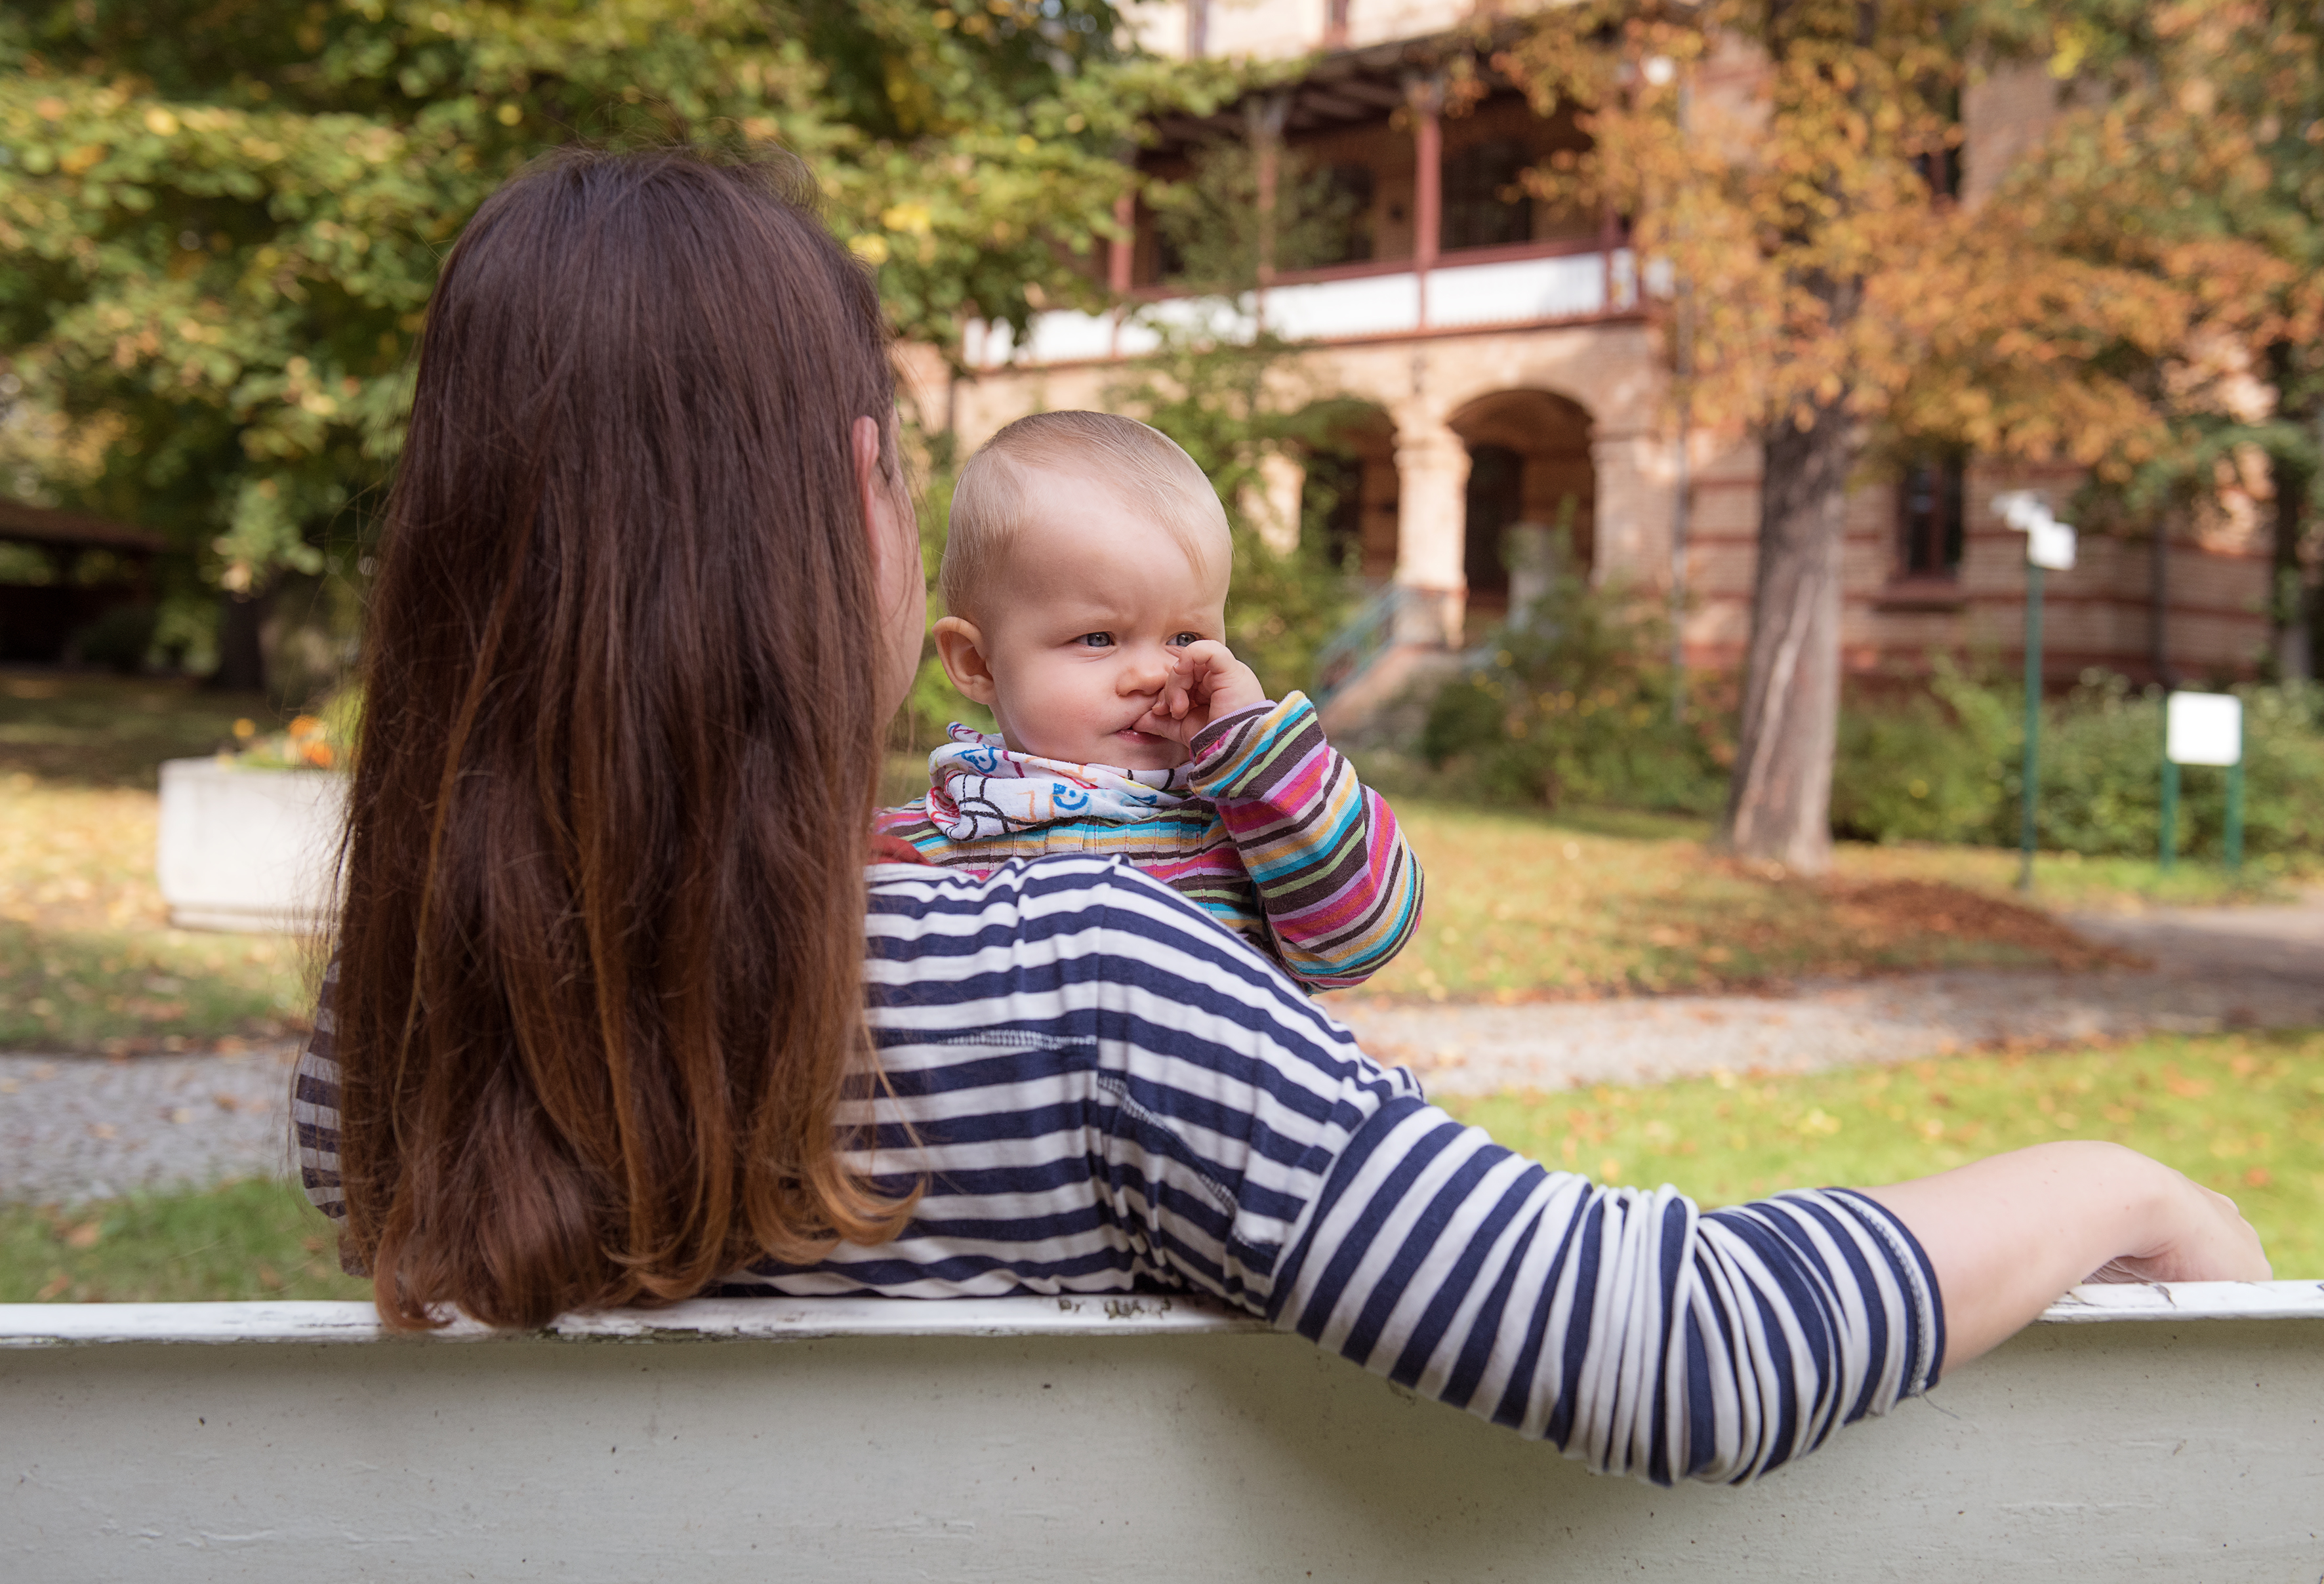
{"left": 2273, "top": 447, "right": 2314, "bottom": 683}
{"left": 209, "top": 587, "right": 269, "bottom": 694}
{"left": 1719, "top": 394, "right": 1854, "bottom": 874}
{"left": 2149, "top": 513, "right": 2173, "bottom": 688}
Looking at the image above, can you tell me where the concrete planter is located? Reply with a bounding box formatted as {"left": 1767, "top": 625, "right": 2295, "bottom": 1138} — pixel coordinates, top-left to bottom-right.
{"left": 155, "top": 757, "right": 344, "bottom": 933}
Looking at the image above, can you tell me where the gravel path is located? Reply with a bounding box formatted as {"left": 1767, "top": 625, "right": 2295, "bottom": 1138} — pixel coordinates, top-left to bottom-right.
{"left": 1339, "top": 897, "right": 2324, "bottom": 1096}
{"left": 0, "top": 1042, "right": 298, "bottom": 1206}
{"left": 5, "top": 895, "right": 2319, "bottom": 1204}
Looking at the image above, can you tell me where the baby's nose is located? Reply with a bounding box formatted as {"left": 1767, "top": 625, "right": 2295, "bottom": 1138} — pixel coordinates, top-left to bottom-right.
{"left": 1119, "top": 647, "right": 1172, "bottom": 694}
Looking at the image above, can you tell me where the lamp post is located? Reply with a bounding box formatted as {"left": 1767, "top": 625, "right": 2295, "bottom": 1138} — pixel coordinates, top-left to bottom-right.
{"left": 1993, "top": 493, "right": 2077, "bottom": 891}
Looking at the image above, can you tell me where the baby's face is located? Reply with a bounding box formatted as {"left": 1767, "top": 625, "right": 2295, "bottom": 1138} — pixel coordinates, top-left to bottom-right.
{"left": 971, "top": 468, "right": 1229, "bottom": 771}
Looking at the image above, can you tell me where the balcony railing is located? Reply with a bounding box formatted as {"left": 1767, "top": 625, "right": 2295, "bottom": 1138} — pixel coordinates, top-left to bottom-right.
{"left": 964, "top": 243, "right": 1639, "bottom": 370}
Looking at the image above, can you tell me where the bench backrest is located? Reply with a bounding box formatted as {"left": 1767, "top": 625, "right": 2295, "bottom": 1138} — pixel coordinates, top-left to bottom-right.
{"left": 6, "top": 1282, "right": 2321, "bottom": 1581}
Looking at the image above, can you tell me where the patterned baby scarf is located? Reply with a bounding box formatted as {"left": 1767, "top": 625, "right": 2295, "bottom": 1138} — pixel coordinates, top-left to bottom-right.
{"left": 926, "top": 723, "right": 1193, "bottom": 841}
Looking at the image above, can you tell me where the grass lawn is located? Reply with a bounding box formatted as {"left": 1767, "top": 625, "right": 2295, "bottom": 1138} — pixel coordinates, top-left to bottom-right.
{"left": 1, "top": 670, "right": 270, "bottom": 789}
{"left": 0, "top": 1176, "right": 368, "bottom": 1303}
{"left": 1, "top": 670, "right": 316, "bottom": 1053}
{"left": 1442, "top": 1026, "right": 2324, "bottom": 1277}
{"left": 0, "top": 772, "right": 314, "bottom": 1051}
{"left": 6, "top": 1028, "right": 2314, "bottom": 1302}
{"left": 1339, "top": 798, "right": 2301, "bottom": 1006}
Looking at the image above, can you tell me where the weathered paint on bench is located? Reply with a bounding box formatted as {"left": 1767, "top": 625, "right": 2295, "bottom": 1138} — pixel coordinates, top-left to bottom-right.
{"left": 6, "top": 1282, "right": 2322, "bottom": 1581}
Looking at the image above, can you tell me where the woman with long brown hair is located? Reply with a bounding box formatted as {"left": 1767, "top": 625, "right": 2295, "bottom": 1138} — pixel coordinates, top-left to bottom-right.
{"left": 296, "top": 145, "right": 2265, "bottom": 1486}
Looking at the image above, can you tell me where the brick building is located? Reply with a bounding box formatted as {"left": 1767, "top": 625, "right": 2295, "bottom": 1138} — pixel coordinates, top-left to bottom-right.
{"left": 910, "top": 1, "right": 2273, "bottom": 722}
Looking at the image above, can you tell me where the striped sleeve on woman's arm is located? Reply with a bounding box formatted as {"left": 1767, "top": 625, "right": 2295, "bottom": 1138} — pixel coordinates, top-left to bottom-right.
{"left": 1056, "top": 866, "right": 1944, "bottom": 1484}
{"left": 1186, "top": 691, "right": 1423, "bottom": 990}
{"left": 1257, "top": 1101, "right": 1944, "bottom": 1484}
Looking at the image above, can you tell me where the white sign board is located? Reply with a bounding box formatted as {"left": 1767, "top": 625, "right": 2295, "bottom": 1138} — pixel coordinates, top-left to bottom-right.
{"left": 1993, "top": 491, "right": 2077, "bottom": 570}
{"left": 2166, "top": 691, "right": 2243, "bottom": 766}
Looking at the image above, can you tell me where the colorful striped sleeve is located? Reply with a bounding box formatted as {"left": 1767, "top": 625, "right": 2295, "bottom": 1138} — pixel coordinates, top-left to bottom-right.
{"left": 1186, "top": 691, "right": 1423, "bottom": 990}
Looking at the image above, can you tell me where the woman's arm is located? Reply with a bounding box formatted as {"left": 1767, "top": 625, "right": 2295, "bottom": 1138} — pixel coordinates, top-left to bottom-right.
{"left": 1861, "top": 1141, "right": 2270, "bottom": 1369}
{"left": 1185, "top": 691, "right": 1423, "bottom": 990}
{"left": 1048, "top": 864, "right": 2269, "bottom": 1484}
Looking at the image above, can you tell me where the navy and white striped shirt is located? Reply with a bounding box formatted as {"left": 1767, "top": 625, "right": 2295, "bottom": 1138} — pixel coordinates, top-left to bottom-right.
{"left": 297, "top": 854, "right": 1943, "bottom": 1486}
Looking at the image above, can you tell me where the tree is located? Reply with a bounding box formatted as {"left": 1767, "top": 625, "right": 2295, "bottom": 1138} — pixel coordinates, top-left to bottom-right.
{"left": 1502, "top": 1, "right": 2208, "bottom": 872}
{"left": 0, "top": 0, "right": 1191, "bottom": 692}
{"left": 1987, "top": 2, "right": 2324, "bottom": 682}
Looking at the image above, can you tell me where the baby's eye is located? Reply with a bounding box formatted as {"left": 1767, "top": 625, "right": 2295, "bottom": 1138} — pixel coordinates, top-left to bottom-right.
{"left": 1168, "top": 632, "right": 1203, "bottom": 647}
{"left": 1074, "top": 632, "right": 1114, "bottom": 649}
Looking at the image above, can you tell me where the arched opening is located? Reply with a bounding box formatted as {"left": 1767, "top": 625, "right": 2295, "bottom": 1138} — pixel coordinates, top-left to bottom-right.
{"left": 1297, "top": 401, "right": 1398, "bottom": 582}
{"left": 1449, "top": 390, "right": 1596, "bottom": 626}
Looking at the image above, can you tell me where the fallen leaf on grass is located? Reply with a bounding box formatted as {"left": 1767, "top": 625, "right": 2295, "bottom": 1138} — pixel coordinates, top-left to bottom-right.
{"left": 62, "top": 1221, "right": 102, "bottom": 1249}
{"left": 35, "top": 1272, "right": 70, "bottom": 1300}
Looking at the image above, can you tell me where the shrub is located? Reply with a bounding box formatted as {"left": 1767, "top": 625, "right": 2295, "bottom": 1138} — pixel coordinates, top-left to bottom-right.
{"left": 1833, "top": 670, "right": 2324, "bottom": 861}
{"left": 1418, "top": 551, "right": 1724, "bottom": 815}
{"left": 70, "top": 602, "right": 158, "bottom": 674}
{"left": 1830, "top": 662, "right": 2013, "bottom": 843}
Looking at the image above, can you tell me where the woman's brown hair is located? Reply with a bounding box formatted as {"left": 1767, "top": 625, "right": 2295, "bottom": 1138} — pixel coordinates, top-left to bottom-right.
{"left": 333, "top": 146, "right": 914, "bottom": 1329}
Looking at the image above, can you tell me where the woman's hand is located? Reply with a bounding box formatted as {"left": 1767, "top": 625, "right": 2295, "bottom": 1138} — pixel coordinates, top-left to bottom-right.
{"left": 1861, "top": 1141, "right": 2270, "bottom": 1371}
{"left": 2079, "top": 1169, "right": 2270, "bottom": 1285}
{"left": 1137, "top": 640, "right": 1266, "bottom": 745}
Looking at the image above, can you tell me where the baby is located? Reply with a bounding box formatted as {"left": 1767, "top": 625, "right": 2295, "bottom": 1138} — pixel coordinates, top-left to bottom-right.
{"left": 876, "top": 410, "right": 1422, "bottom": 991}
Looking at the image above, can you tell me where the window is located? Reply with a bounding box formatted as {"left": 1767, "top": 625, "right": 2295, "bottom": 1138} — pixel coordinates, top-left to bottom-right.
{"left": 1464, "top": 443, "right": 1525, "bottom": 596}
{"left": 1898, "top": 457, "right": 1965, "bottom": 577}
{"left": 1440, "top": 140, "right": 1532, "bottom": 253}
{"left": 1303, "top": 449, "right": 1366, "bottom": 571}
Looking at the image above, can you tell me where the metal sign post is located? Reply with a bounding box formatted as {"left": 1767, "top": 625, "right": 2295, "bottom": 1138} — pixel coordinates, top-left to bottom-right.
{"left": 1994, "top": 493, "right": 2077, "bottom": 891}
{"left": 2162, "top": 691, "right": 2245, "bottom": 874}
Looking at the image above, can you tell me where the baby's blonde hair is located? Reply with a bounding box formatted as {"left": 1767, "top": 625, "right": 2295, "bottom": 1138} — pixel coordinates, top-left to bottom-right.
{"left": 941, "top": 411, "right": 1230, "bottom": 619}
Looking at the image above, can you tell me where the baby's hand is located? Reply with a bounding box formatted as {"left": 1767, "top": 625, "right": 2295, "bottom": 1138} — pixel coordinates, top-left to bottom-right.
{"left": 1139, "top": 640, "right": 1266, "bottom": 744}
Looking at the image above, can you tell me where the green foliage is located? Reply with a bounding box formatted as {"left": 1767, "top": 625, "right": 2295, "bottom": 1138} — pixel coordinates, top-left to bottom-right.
{"left": 891, "top": 424, "right": 992, "bottom": 754}
{"left": 1832, "top": 671, "right": 2324, "bottom": 861}
{"left": 1829, "top": 662, "right": 2015, "bottom": 845}
{"left": 0, "top": 0, "right": 1212, "bottom": 653}
{"left": 1417, "top": 550, "right": 1723, "bottom": 815}
{"left": 68, "top": 601, "right": 159, "bottom": 674}
{"left": 1150, "top": 136, "right": 1365, "bottom": 291}
{"left": 1105, "top": 328, "right": 1356, "bottom": 702}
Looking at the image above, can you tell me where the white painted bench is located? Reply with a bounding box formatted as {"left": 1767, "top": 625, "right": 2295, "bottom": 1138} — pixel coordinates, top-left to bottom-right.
{"left": 7, "top": 1282, "right": 2321, "bottom": 1580}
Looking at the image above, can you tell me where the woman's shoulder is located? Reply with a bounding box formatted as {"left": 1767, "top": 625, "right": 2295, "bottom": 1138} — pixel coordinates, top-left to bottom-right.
{"left": 865, "top": 853, "right": 1299, "bottom": 995}
{"left": 862, "top": 853, "right": 1389, "bottom": 1098}
{"left": 868, "top": 851, "right": 1218, "bottom": 932}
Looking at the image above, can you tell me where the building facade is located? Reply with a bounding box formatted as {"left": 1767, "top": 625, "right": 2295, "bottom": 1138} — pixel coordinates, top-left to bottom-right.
{"left": 912, "top": 1, "right": 2273, "bottom": 721}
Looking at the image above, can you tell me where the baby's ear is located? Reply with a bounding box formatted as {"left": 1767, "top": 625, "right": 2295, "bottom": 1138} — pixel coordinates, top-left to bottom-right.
{"left": 932, "top": 616, "right": 999, "bottom": 707}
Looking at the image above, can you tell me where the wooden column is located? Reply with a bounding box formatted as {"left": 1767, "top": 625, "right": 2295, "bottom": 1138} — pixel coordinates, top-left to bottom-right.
{"left": 1248, "top": 92, "right": 1291, "bottom": 329}
{"left": 1406, "top": 76, "right": 1442, "bottom": 329}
